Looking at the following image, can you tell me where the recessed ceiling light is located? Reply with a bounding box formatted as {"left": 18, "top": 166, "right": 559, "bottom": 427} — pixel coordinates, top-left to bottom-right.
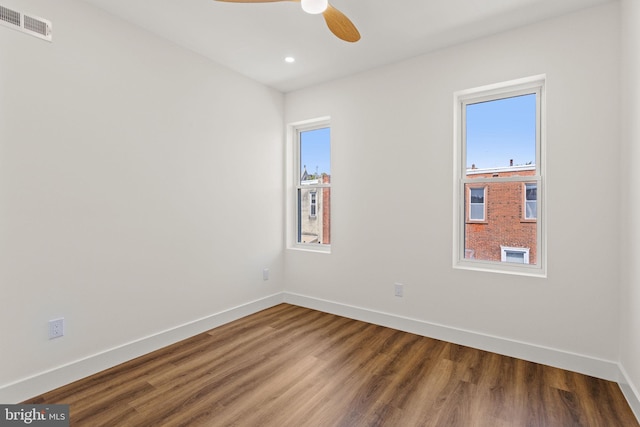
{"left": 284, "top": 56, "right": 295, "bottom": 63}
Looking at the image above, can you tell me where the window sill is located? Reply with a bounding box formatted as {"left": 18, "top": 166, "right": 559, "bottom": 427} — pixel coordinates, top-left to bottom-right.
{"left": 454, "top": 259, "right": 546, "bottom": 278}
{"left": 288, "top": 244, "right": 331, "bottom": 254}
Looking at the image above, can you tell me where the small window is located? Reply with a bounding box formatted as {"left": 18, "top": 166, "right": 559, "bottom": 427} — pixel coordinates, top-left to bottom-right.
{"left": 469, "top": 187, "right": 485, "bottom": 221}
{"left": 525, "top": 183, "right": 537, "bottom": 219}
{"left": 501, "top": 246, "right": 530, "bottom": 264}
{"left": 309, "top": 191, "right": 317, "bottom": 218}
{"left": 453, "top": 75, "right": 545, "bottom": 276}
{"left": 288, "top": 118, "right": 331, "bottom": 251}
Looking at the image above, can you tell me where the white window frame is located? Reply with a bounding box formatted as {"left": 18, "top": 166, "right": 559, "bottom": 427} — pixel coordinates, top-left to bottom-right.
{"left": 453, "top": 75, "right": 546, "bottom": 277}
{"left": 286, "top": 117, "right": 331, "bottom": 253}
{"left": 501, "top": 246, "right": 530, "bottom": 264}
{"left": 468, "top": 186, "right": 486, "bottom": 221}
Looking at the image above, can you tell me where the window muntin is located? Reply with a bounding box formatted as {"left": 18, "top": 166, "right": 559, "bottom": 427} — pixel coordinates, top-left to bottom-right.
{"left": 292, "top": 121, "right": 331, "bottom": 250}
{"left": 454, "top": 76, "right": 545, "bottom": 276}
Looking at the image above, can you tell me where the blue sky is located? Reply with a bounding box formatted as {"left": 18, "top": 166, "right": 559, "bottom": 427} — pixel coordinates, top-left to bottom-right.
{"left": 300, "top": 127, "right": 331, "bottom": 177}
{"left": 466, "top": 93, "right": 536, "bottom": 169}
{"left": 298, "top": 97, "right": 534, "bottom": 176}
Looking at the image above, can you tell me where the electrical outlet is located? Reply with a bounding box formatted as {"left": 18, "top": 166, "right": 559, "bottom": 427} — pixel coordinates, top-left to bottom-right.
{"left": 394, "top": 283, "right": 404, "bottom": 297}
{"left": 263, "top": 268, "right": 269, "bottom": 281}
{"left": 49, "top": 318, "right": 64, "bottom": 339}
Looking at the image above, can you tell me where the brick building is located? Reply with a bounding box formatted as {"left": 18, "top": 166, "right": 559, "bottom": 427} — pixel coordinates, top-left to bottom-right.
{"left": 464, "top": 164, "right": 537, "bottom": 264}
{"left": 299, "top": 170, "right": 331, "bottom": 245}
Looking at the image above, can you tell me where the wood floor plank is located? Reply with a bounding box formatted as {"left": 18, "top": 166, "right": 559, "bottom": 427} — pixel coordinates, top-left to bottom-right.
{"left": 24, "top": 304, "right": 640, "bottom": 427}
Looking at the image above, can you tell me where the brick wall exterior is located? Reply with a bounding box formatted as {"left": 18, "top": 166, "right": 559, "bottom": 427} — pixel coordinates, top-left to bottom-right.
{"left": 464, "top": 168, "right": 537, "bottom": 264}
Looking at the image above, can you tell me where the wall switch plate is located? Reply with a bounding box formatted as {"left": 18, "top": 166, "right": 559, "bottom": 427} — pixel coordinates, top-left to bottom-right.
{"left": 49, "top": 318, "right": 64, "bottom": 339}
{"left": 263, "top": 268, "right": 269, "bottom": 281}
{"left": 394, "top": 283, "right": 404, "bottom": 297}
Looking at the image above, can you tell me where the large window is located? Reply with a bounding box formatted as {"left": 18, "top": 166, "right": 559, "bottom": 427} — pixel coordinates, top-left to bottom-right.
{"left": 454, "top": 76, "right": 545, "bottom": 276}
{"left": 289, "top": 118, "right": 331, "bottom": 251}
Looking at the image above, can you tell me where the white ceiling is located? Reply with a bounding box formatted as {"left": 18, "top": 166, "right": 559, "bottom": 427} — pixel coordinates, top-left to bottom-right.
{"left": 78, "top": 0, "right": 613, "bottom": 93}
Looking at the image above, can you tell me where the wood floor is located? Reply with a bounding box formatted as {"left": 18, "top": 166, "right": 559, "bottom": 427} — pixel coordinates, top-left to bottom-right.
{"left": 26, "top": 304, "right": 638, "bottom": 426}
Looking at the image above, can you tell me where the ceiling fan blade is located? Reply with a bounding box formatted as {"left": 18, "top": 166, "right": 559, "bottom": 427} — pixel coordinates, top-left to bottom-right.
{"left": 322, "top": 4, "right": 360, "bottom": 42}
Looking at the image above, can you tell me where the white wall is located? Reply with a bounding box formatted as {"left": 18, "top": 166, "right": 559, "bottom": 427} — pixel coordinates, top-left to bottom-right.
{"left": 285, "top": 3, "right": 621, "bottom": 375}
{"left": 0, "top": 0, "right": 284, "bottom": 401}
{"left": 1, "top": 0, "right": 635, "bottom": 412}
{"left": 620, "top": 0, "right": 640, "bottom": 417}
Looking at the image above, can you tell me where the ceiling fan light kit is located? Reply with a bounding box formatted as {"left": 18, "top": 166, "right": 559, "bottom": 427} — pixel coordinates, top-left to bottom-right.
{"left": 301, "top": 0, "right": 328, "bottom": 14}
{"left": 215, "top": 0, "right": 360, "bottom": 43}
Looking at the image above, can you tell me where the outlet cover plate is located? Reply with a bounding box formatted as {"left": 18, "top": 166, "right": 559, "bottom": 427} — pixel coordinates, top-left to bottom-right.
{"left": 394, "top": 283, "right": 404, "bottom": 297}
{"left": 49, "top": 318, "right": 64, "bottom": 339}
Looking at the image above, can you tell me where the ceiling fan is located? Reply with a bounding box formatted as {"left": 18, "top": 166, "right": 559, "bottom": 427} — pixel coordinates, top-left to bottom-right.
{"left": 215, "top": 0, "right": 361, "bottom": 43}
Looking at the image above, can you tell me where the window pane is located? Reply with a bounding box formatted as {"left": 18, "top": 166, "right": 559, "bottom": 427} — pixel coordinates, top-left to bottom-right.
{"left": 300, "top": 127, "right": 330, "bottom": 182}
{"left": 296, "top": 124, "right": 330, "bottom": 247}
{"left": 466, "top": 94, "right": 536, "bottom": 170}
{"left": 470, "top": 188, "right": 484, "bottom": 203}
{"left": 505, "top": 251, "right": 525, "bottom": 263}
{"left": 525, "top": 184, "right": 537, "bottom": 200}
{"left": 470, "top": 204, "right": 484, "bottom": 220}
{"left": 297, "top": 187, "right": 330, "bottom": 245}
{"left": 526, "top": 201, "right": 537, "bottom": 219}
{"left": 464, "top": 181, "right": 537, "bottom": 265}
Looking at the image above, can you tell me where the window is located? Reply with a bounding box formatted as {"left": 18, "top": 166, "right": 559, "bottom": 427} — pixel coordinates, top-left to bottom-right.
{"left": 524, "top": 183, "right": 537, "bottom": 219}
{"left": 288, "top": 118, "right": 331, "bottom": 251}
{"left": 501, "top": 246, "right": 530, "bottom": 264}
{"left": 453, "top": 76, "right": 545, "bottom": 276}
{"left": 309, "top": 191, "right": 317, "bottom": 218}
{"left": 469, "top": 187, "right": 485, "bottom": 221}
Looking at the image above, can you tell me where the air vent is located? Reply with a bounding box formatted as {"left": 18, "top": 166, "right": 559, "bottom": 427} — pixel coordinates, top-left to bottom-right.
{"left": 0, "top": 5, "right": 51, "bottom": 41}
{"left": 0, "top": 5, "right": 20, "bottom": 27}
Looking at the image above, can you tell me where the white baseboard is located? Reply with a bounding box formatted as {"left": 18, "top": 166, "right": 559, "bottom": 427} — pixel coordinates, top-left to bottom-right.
{"left": 3, "top": 290, "right": 638, "bottom": 425}
{"left": 619, "top": 364, "right": 640, "bottom": 422}
{"left": 0, "top": 293, "right": 284, "bottom": 404}
{"left": 283, "top": 292, "right": 621, "bottom": 381}
{"left": 285, "top": 293, "right": 640, "bottom": 423}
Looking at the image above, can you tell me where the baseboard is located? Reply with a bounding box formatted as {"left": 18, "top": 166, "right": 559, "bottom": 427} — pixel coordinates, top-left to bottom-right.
{"left": 4, "top": 290, "right": 636, "bottom": 423}
{"left": 0, "top": 293, "right": 284, "bottom": 404}
{"left": 619, "top": 364, "right": 640, "bottom": 422}
{"left": 283, "top": 292, "right": 621, "bottom": 382}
